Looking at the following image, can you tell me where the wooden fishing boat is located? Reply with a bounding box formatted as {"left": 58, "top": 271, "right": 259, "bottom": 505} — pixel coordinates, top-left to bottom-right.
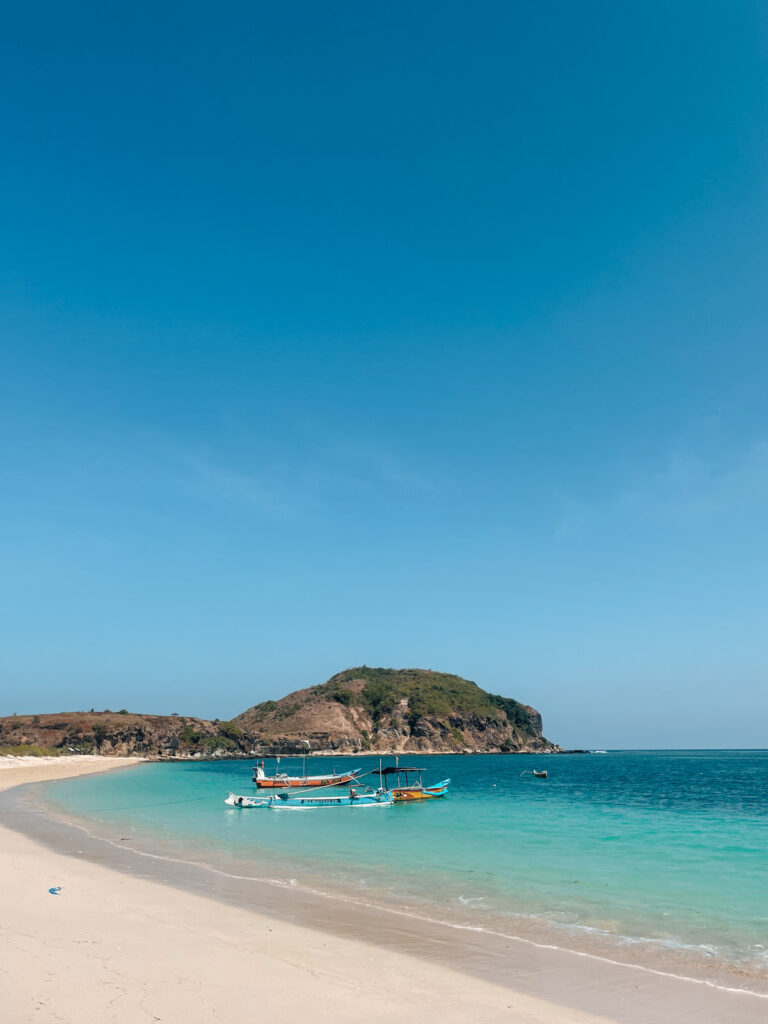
{"left": 252, "top": 759, "right": 361, "bottom": 789}
{"left": 270, "top": 787, "right": 393, "bottom": 808}
{"left": 226, "top": 788, "right": 393, "bottom": 809}
{"left": 532, "top": 769, "right": 548, "bottom": 778}
{"left": 225, "top": 792, "right": 270, "bottom": 808}
{"left": 374, "top": 766, "right": 451, "bottom": 802}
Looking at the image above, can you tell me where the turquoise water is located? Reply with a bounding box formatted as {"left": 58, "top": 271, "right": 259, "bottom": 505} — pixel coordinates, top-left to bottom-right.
{"left": 39, "top": 751, "right": 768, "bottom": 978}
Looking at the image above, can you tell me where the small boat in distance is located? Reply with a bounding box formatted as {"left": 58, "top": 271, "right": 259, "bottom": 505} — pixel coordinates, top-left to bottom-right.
{"left": 252, "top": 759, "right": 360, "bottom": 789}
{"left": 374, "top": 765, "right": 451, "bottom": 802}
{"left": 532, "top": 769, "right": 548, "bottom": 778}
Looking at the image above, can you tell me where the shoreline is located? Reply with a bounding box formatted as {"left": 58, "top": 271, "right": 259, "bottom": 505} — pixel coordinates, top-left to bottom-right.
{"left": 27, "top": 782, "right": 768, "bottom": 998}
{"left": 0, "top": 748, "right": 563, "bottom": 763}
{"left": 1, "top": 758, "right": 765, "bottom": 1023}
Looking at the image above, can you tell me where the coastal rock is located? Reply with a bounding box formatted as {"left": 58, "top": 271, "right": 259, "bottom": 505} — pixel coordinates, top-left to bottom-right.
{"left": 0, "top": 712, "right": 245, "bottom": 758}
{"left": 0, "top": 667, "right": 559, "bottom": 757}
{"left": 233, "top": 667, "right": 559, "bottom": 754}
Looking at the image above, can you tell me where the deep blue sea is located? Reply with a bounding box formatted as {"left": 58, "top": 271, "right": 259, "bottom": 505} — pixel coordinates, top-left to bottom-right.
{"left": 38, "top": 750, "right": 768, "bottom": 982}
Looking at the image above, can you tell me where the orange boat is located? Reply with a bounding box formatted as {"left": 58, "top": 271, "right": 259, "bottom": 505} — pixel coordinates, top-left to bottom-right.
{"left": 374, "top": 766, "right": 451, "bottom": 802}
{"left": 252, "top": 760, "right": 360, "bottom": 789}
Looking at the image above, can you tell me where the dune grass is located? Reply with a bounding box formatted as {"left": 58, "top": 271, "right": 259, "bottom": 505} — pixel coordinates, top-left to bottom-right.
{"left": 0, "top": 743, "right": 66, "bottom": 757}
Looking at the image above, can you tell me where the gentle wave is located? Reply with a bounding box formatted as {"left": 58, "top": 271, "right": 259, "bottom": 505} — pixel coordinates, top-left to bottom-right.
{"left": 36, "top": 750, "right": 768, "bottom": 990}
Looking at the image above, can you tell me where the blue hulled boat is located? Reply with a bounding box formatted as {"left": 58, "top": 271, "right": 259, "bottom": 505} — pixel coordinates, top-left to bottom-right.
{"left": 225, "top": 787, "right": 393, "bottom": 809}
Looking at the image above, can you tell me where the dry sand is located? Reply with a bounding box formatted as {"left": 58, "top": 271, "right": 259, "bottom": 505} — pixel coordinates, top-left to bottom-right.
{"left": 0, "top": 756, "right": 764, "bottom": 1024}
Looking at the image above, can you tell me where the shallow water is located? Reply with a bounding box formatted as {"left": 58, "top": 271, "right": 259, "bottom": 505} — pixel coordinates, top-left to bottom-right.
{"left": 38, "top": 750, "right": 768, "bottom": 980}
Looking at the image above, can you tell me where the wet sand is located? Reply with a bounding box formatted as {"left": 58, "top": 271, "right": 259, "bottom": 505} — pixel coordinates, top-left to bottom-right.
{"left": 1, "top": 756, "right": 765, "bottom": 1023}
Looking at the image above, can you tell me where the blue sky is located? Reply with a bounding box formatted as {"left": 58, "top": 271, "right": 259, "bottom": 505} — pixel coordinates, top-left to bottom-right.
{"left": 1, "top": 2, "right": 767, "bottom": 747}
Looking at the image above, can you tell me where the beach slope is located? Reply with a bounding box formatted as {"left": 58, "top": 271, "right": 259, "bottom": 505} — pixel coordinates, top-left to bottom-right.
{"left": 0, "top": 757, "right": 606, "bottom": 1024}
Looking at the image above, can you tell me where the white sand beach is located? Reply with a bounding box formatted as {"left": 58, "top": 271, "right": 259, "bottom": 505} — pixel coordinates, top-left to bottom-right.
{"left": 0, "top": 757, "right": 764, "bottom": 1024}
{"left": 0, "top": 757, "right": 609, "bottom": 1023}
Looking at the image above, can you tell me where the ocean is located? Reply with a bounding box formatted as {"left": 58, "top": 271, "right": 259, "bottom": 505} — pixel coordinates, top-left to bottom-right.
{"left": 33, "top": 750, "right": 768, "bottom": 991}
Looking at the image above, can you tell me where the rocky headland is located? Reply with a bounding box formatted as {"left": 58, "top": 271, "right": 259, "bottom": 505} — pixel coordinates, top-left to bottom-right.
{"left": 0, "top": 667, "right": 559, "bottom": 757}
{"left": 234, "top": 667, "right": 558, "bottom": 754}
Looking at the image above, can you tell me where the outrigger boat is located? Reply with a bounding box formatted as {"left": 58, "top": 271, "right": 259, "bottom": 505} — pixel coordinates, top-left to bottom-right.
{"left": 532, "top": 769, "right": 548, "bottom": 778}
{"left": 226, "top": 787, "right": 393, "bottom": 809}
{"left": 252, "top": 759, "right": 361, "bottom": 789}
{"left": 374, "top": 766, "right": 451, "bottom": 802}
{"left": 226, "top": 792, "right": 270, "bottom": 808}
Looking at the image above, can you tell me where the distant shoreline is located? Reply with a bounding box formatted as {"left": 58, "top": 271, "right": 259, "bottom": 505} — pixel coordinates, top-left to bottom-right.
{"left": 4, "top": 748, "right": 766, "bottom": 769}
{"left": 1, "top": 747, "right": 577, "bottom": 764}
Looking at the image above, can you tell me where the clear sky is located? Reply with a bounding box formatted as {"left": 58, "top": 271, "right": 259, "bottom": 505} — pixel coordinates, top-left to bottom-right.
{"left": 1, "top": 2, "right": 767, "bottom": 748}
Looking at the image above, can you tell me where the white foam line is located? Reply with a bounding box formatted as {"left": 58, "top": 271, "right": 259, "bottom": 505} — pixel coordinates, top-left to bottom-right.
{"left": 46, "top": 815, "right": 768, "bottom": 1002}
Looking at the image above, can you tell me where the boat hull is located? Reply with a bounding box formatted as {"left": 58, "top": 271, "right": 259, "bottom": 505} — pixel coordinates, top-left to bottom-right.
{"left": 225, "top": 792, "right": 270, "bottom": 808}
{"left": 391, "top": 779, "right": 451, "bottom": 802}
{"left": 227, "top": 790, "right": 393, "bottom": 809}
{"left": 253, "top": 772, "right": 359, "bottom": 788}
{"left": 270, "top": 792, "right": 393, "bottom": 808}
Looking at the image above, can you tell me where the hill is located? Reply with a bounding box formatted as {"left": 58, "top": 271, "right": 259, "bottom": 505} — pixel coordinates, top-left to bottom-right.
{"left": 0, "top": 711, "right": 248, "bottom": 758}
{"left": 233, "top": 667, "right": 558, "bottom": 754}
{"left": 0, "top": 668, "right": 559, "bottom": 757}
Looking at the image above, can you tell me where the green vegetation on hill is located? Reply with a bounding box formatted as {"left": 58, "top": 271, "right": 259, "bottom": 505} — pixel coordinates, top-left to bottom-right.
{"left": 320, "top": 666, "right": 531, "bottom": 728}
{"left": 486, "top": 693, "right": 537, "bottom": 731}
{"left": 0, "top": 712, "right": 253, "bottom": 758}
{"left": 0, "top": 744, "right": 65, "bottom": 757}
{"left": 0, "top": 666, "right": 555, "bottom": 757}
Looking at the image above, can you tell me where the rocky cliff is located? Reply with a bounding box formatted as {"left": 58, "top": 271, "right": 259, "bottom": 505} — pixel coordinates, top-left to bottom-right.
{"left": 0, "top": 667, "right": 559, "bottom": 757}
{"left": 0, "top": 711, "right": 247, "bottom": 758}
{"left": 234, "top": 667, "right": 559, "bottom": 754}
